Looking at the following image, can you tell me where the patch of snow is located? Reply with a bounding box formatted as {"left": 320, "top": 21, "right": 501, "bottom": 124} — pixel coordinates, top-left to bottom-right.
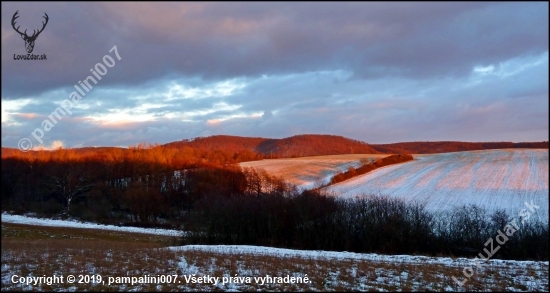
{"left": 168, "top": 245, "right": 549, "bottom": 268}
{"left": 1, "top": 212, "right": 183, "bottom": 236}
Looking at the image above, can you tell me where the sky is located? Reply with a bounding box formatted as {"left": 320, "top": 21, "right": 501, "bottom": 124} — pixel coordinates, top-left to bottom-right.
{"left": 1, "top": 2, "right": 548, "bottom": 150}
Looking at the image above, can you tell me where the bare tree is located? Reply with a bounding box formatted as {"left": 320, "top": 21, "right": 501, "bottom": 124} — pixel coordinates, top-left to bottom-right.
{"left": 47, "top": 163, "right": 94, "bottom": 213}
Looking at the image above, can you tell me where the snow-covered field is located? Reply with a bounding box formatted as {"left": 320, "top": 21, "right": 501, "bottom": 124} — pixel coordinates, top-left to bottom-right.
{"left": 170, "top": 244, "right": 547, "bottom": 268}
{"left": 240, "top": 154, "right": 389, "bottom": 189}
{"left": 167, "top": 245, "right": 549, "bottom": 291}
{"left": 2, "top": 215, "right": 548, "bottom": 291}
{"left": 1, "top": 213, "right": 183, "bottom": 236}
{"left": 326, "top": 149, "right": 549, "bottom": 220}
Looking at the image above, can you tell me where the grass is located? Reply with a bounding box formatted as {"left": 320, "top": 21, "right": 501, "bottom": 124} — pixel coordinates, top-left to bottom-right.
{"left": 2, "top": 222, "right": 548, "bottom": 292}
{"left": 1, "top": 222, "right": 179, "bottom": 245}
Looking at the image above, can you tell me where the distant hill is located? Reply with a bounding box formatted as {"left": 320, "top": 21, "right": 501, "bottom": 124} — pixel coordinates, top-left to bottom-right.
{"left": 1, "top": 146, "right": 129, "bottom": 159}
{"left": 164, "top": 134, "right": 381, "bottom": 157}
{"left": 370, "top": 141, "right": 549, "bottom": 154}
{"left": 257, "top": 134, "right": 381, "bottom": 157}
{"left": 3, "top": 137, "right": 547, "bottom": 160}
{"left": 164, "top": 135, "right": 267, "bottom": 153}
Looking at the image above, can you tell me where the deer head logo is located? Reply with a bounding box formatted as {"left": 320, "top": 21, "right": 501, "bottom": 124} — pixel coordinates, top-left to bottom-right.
{"left": 11, "top": 10, "right": 49, "bottom": 54}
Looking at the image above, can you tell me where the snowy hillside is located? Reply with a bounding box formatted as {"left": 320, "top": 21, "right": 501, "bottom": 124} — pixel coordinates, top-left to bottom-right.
{"left": 240, "top": 154, "right": 389, "bottom": 189}
{"left": 326, "top": 149, "right": 549, "bottom": 221}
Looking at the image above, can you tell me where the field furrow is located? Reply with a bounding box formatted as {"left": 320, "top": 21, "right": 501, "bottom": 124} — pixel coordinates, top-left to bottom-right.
{"left": 325, "top": 149, "right": 548, "bottom": 221}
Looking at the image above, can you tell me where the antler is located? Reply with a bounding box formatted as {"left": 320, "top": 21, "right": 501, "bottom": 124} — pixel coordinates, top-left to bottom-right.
{"left": 31, "top": 12, "right": 49, "bottom": 38}
{"left": 11, "top": 10, "right": 25, "bottom": 37}
{"left": 11, "top": 11, "right": 49, "bottom": 38}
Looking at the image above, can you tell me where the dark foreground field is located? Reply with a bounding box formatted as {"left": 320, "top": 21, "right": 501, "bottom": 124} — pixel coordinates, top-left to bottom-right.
{"left": 2, "top": 222, "right": 548, "bottom": 292}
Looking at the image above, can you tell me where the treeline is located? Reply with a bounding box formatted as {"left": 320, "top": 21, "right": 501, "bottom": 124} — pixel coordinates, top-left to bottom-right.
{"left": 329, "top": 154, "right": 414, "bottom": 185}
{"left": 164, "top": 136, "right": 267, "bottom": 154}
{"left": 1, "top": 145, "right": 257, "bottom": 222}
{"left": 371, "top": 141, "right": 549, "bottom": 154}
{"left": 255, "top": 134, "right": 380, "bottom": 157}
{"left": 2, "top": 142, "right": 264, "bottom": 165}
{"left": 185, "top": 192, "right": 548, "bottom": 261}
{"left": 164, "top": 134, "right": 380, "bottom": 158}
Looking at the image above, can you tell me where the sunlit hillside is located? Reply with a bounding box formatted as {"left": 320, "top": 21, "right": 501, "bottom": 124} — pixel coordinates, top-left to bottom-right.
{"left": 240, "top": 154, "right": 390, "bottom": 189}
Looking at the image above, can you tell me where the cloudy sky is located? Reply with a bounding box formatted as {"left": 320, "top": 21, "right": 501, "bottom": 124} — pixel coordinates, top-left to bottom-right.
{"left": 2, "top": 2, "right": 548, "bottom": 150}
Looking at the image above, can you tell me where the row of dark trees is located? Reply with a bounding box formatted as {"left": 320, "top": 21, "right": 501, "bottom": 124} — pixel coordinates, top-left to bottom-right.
{"left": 185, "top": 192, "right": 548, "bottom": 260}
{"left": 371, "top": 141, "right": 549, "bottom": 154}
{"left": 329, "top": 154, "right": 414, "bottom": 185}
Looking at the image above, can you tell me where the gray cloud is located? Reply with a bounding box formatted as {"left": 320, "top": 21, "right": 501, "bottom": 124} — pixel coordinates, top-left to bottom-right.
{"left": 1, "top": 2, "right": 548, "bottom": 148}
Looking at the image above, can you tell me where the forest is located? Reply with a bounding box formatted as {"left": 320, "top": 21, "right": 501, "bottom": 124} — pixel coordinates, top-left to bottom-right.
{"left": 1, "top": 140, "right": 548, "bottom": 261}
